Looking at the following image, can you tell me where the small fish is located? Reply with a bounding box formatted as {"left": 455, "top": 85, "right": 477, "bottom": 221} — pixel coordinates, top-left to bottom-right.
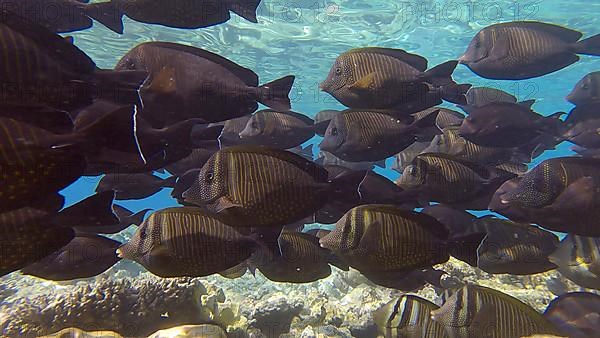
{"left": 182, "top": 146, "right": 366, "bottom": 227}
{"left": 0, "top": 0, "right": 123, "bottom": 33}
{"left": 319, "top": 109, "right": 438, "bottom": 162}
{"left": 116, "top": 42, "right": 294, "bottom": 125}
{"left": 116, "top": 207, "right": 263, "bottom": 278}
{"left": 544, "top": 292, "right": 600, "bottom": 338}
{"left": 474, "top": 217, "right": 559, "bottom": 275}
{"left": 320, "top": 47, "right": 468, "bottom": 109}
{"left": 459, "top": 21, "right": 600, "bottom": 80}
{"left": 96, "top": 173, "right": 177, "bottom": 200}
{"left": 21, "top": 234, "right": 121, "bottom": 281}
{"left": 549, "top": 235, "right": 600, "bottom": 290}
{"left": 463, "top": 86, "right": 536, "bottom": 109}
{"left": 257, "top": 231, "right": 348, "bottom": 283}
{"left": 319, "top": 205, "right": 484, "bottom": 274}
{"left": 431, "top": 284, "right": 561, "bottom": 337}
{"left": 108, "top": 0, "right": 261, "bottom": 29}
{"left": 459, "top": 102, "right": 563, "bottom": 148}
{"left": 239, "top": 110, "right": 317, "bottom": 149}
{"left": 567, "top": 72, "right": 600, "bottom": 106}
{"left": 373, "top": 295, "right": 448, "bottom": 338}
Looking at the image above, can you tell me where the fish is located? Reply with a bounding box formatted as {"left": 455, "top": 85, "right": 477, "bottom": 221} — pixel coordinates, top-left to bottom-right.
{"left": 315, "top": 151, "right": 384, "bottom": 171}
{"left": 257, "top": 231, "right": 348, "bottom": 283}
{"left": 116, "top": 207, "right": 264, "bottom": 278}
{"left": 320, "top": 47, "right": 468, "bottom": 109}
{"left": 115, "top": 42, "right": 294, "bottom": 125}
{"left": 164, "top": 148, "right": 217, "bottom": 176}
{"left": 0, "top": 10, "right": 147, "bottom": 111}
{"left": 431, "top": 284, "right": 562, "bottom": 338}
{"left": 74, "top": 205, "right": 151, "bottom": 234}
{"left": 20, "top": 234, "right": 121, "bottom": 281}
{"left": 463, "top": 86, "right": 536, "bottom": 109}
{"left": 549, "top": 235, "right": 600, "bottom": 290}
{"left": 96, "top": 173, "right": 177, "bottom": 200}
{"left": 563, "top": 118, "right": 600, "bottom": 149}
{"left": 182, "top": 146, "right": 366, "bottom": 227}
{"left": 373, "top": 295, "right": 449, "bottom": 338}
{"left": 0, "top": 0, "right": 124, "bottom": 33}
{"left": 397, "top": 153, "right": 502, "bottom": 205}
{"left": 422, "top": 204, "right": 477, "bottom": 235}
{"left": 107, "top": 0, "right": 261, "bottom": 29}
{"left": 314, "top": 109, "right": 342, "bottom": 136}
{"left": 319, "top": 109, "right": 438, "bottom": 162}
{"left": 459, "top": 102, "right": 564, "bottom": 148}
{"left": 544, "top": 292, "right": 600, "bottom": 338}
{"left": 432, "top": 107, "right": 465, "bottom": 130}
{"left": 473, "top": 217, "right": 559, "bottom": 275}
{"left": 459, "top": 21, "right": 600, "bottom": 80}
{"left": 209, "top": 116, "right": 251, "bottom": 147}
{"left": 239, "top": 110, "right": 317, "bottom": 149}
{"left": 567, "top": 72, "right": 600, "bottom": 106}
{"left": 319, "top": 205, "right": 485, "bottom": 274}
{"left": 391, "top": 141, "right": 431, "bottom": 173}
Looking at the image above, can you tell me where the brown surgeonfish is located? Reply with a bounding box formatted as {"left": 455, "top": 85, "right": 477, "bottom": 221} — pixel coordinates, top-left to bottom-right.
{"left": 549, "top": 235, "right": 600, "bottom": 290}
{"left": 544, "top": 292, "right": 600, "bottom": 338}
{"left": 459, "top": 21, "right": 600, "bottom": 80}
{"left": 116, "top": 207, "right": 264, "bottom": 278}
{"left": 373, "top": 295, "right": 448, "bottom": 338}
{"left": 431, "top": 284, "right": 561, "bottom": 338}
{"left": 0, "top": 10, "right": 146, "bottom": 110}
{"left": 319, "top": 205, "right": 485, "bottom": 274}
{"left": 182, "top": 146, "right": 366, "bottom": 227}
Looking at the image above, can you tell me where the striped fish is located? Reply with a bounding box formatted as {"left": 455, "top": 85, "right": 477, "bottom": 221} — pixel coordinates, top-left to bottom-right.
{"left": 460, "top": 21, "right": 600, "bottom": 80}
{"left": 319, "top": 109, "right": 437, "bottom": 162}
{"left": 182, "top": 146, "right": 366, "bottom": 227}
{"left": 374, "top": 295, "right": 448, "bottom": 338}
{"left": 239, "top": 110, "right": 316, "bottom": 149}
{"left": 549, "top": 234, "right": 600, "bottom": 290}
{"left": 431, "top": 284, "right": 561, "bottom": 338}
{"left": 442, "top": 126, "right": 523, "bottom": 166}
{"left": 320, "top": 47, "right": 461, "bottom": 109}
{"left": 116, "top": 207, "right": 259, "bottom": 278}
{"left": 544, "top": 292, "right": 600, "bottom": 338}
{"left": 319, "top": 205, "right": 483, "bottom": 273}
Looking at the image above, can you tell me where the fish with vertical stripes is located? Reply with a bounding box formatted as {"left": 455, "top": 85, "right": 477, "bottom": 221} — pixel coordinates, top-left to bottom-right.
{"left": 544, "top": 292, "right": 600, "bottom": 338}
{"left": 239, "top": 110, "right": 317, "bottom": 149}
{"left": 373, "top": 294, "right": 449, "bottom": 338}
{"left": 431, "top": 284, "right": 561, "bottom": 338}
{"left": 116, "top": 207, "right": 263, "bottom": 278}
{"left": 182, "top": 145, "right": 367, "bottom": 227}
{"left": 549, "top": 234, "right": 600, "bottom": 290}
{"left": 459, "top": 21, "right": 600, "bottom": 80}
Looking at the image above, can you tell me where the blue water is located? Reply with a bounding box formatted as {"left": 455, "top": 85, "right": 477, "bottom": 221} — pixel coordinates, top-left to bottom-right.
{"left": 63, "top": 0, "right": 600, "bottom": 220}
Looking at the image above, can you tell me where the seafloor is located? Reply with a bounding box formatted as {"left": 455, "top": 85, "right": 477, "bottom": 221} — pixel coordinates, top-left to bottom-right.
{"left": 0, "top": 257, "right": 588, "bottom": 338}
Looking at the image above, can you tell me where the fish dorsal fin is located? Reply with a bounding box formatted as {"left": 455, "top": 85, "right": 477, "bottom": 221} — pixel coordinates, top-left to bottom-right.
{"left": 224, "top": 145, "right": 330, "bottom": 182}
{"left": 350, "top": 47, "right": 428, "bottom": 71}
{"left": 259, "top": 109, "right": 315, "bottom": 126}
{"left": 143, "top": 42, "right": 258, "bottom": 86}
{"left": 362, "top": 205, "right": 450, "bottom": 239}
{"left": 0, "top": 10, "right": 96, "bottom": 74}
{"left": 497, "top": 21, "right": 583, "bottom": 42}
{"left": 146, "top": 67, "right": 177, "bottom": 94}
{"left": 418, "top": 152, "right": 493, "bottom": 180}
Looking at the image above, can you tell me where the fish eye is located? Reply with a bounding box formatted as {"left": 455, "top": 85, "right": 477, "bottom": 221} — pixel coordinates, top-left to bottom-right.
{"left": 582, "top": 84, "right": 590, "bottom": 90}
{"left": 205, "top": 171, "right": 214, "bottom": 183}
{"left": 331, "top": 127, "right": 338, "bottom": 136}
{"left": 335, "top": 67, "right": 342, "bottom": 75}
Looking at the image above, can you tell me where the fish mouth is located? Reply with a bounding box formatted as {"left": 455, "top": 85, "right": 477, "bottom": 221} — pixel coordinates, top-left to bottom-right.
{"left": 116, "top": 247, "right": 124, "bottom": 259}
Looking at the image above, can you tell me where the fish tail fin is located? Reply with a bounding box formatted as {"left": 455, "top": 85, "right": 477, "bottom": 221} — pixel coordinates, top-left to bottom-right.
{"left": 83, "top": 2, "right": 124, "bottom": 34}
{"left": 439, "top": 83, "right": 472, "bottom": 105}
{"left": 229, "top": 0, "right": 261, "bottom": 23}
{"left": 575, "top": 33, "right": 600, "bottom": 56}
{"left": 314, "top": 120, "right": 331, "bottom": 137}
{"left": 94, "top": 69, "right": 148, "bottom": 107}
{"left": 328, "top": 170, "right": 368, "bottom": 202}
{"left": 125, "top": 209, "right": 151, "bottom": 227}
{"left": 448, "top": 232, "right": 487, "bottom": 267}
{"left": 423, "top": 60, "right": 458, "bottom": 86}
{"left": 161, "top": 176, "right": 178, "bottom": 188}
{"left": 257, "top": 75, "right": 295, "bottom": 111}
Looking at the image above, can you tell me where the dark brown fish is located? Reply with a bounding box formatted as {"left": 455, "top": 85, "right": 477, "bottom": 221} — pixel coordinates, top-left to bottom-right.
{"left": 374, "top": 295, "right": 449, "bottom": 338}
{"left": 96, "top": 173, "right": 177, "bottom": 200}
{"left": 21, "top": 234, "right": 121, "bottom": 281}
{"left": 257, "top": 231, "right": 347, "bottom": 283}
{"left": 0, "top": 10, "right": 146, "bottom": 110}
{"left": 544, "top": 292, "right": 600, "bottom": 338}
{"left": 0, "top": 0, "right": 123, "bottom": 33}
{"left": 182, "top": 146, "right": 366, "bottom": 227}
{"left": 117, "top": 207, "right": 262, "bottom": 277}
{"left": 239, "top": 110, "right": 317, "bottom": 149}
{"left": 549, "top": 235, "right": 600, "bottom": 290}
{"left": 109, "top": 0, "right": 261, "bottom": 29}
{"left": 164, "top": 148, "right": 217, "bottom": 176}
{"left": 116, "top": 42, "right": 294, "bottom": 125}
{"left": 431, "top": 284, "right": 561, "bottom": 337}
{"left": 320, "top": 48, "right": 468, "bottom": 109}
{"left": 459, "top": 21, "right": 600, "bottom": 79}
{"left": 422, "top": 204, "right": 477, "bottom": 235}
{"left": 319, "top": 109, "right": 438, "bottom": 162}
{"left": 567, "top": 72, "right": 600, "bottom": 106}
{"left": 319, "top": 205, "right": 484, "bottom": 274}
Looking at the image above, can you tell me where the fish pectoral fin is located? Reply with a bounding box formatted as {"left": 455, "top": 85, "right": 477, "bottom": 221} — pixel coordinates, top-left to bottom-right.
{"left": 214, "top": 196, "right": 243, "bottom": 213}
{"left": 146, "top": 67, "right": 177, "bottom": 94}
{"left": 467, "top": 304, "right": 496, "bottom": 337}
{"left": 348, "top": 72, "right": 377, "bottom": 91}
